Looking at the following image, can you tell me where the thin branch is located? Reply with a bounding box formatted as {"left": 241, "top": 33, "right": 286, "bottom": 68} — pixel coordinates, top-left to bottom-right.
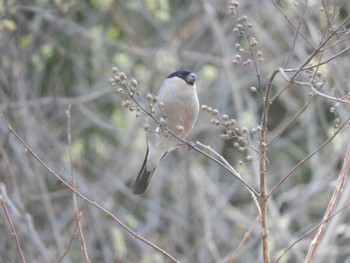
{"left": 268, "top": 97, "right": 313, "bottom": 146}
{"left": 269, "top": 117, "right": 350, "bottom": 197}
{"left": 66, "top": 105, "right": 90, "bottom": 262}
{"left": 0, "top": 194, "right": 26, "bottom": 263}
{"left": 305, "top": 142, "right": 350, "bottom": 262}
{"left": 0, "top": 113, "right": 181, "bottom": 263}
{"left": 196, "top": 141, "right": 261, "bottom": 215}
{"left": 274, "top": 203, "right": 350, "bottom": 263}
{"left": 57, "top": 218, "right": 80, "bottom": 263}
{"left": 229, "top": 215, "right": 260, "bottom": 263}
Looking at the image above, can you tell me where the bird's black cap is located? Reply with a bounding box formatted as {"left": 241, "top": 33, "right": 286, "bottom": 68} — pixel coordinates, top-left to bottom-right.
{"left": 167, "top": 69, "right": 197, "bottom": 85}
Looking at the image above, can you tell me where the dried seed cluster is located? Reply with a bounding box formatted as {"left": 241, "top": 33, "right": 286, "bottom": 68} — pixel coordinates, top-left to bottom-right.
{"left": 110, "top": 67, "right": 144, "bottom": 117}
{"left": 201, "top": 105, "right": 261, "bottom": 163}
{"left": 229, "top": 1, "right": 264, "bottom": 67}
{"left": 110, "top": 66, "right": 169, "bottom": 131}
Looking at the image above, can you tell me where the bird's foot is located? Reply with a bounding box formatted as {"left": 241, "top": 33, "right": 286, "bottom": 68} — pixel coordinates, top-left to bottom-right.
{"left": 186, "top": 141, "right": 196, "bottom": 151}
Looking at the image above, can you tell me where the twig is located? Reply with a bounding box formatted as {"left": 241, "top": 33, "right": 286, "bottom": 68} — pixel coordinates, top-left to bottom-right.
{"left": 229, "top": 215, "right": 259, "bottom": 263}
{"left": 304, "top": 142, "right": 350, "bottom": 262}
{"left": 0, "top": 113, "right": 181, "bottom": 263}
{"left": 196, "top": 141, "right": 261, "bottom": 216}
{"left": 278, "top": 67, "right": 350, "bottom": 105}
{"left": 269, "top": 117, "right": 350, "bottom": 196}
{"left": 274, "top": 203, "right": 350, "bottom": 263}
{"left": 66, "top": 105, "right": 90, "bottom": 262}
{"left": 268, "top": 97, "right": 313, "bottom": 146}
{"left": 0, "top": 194, "right": 26, "bottom": 263}
{"left": 57, "top": 218, "right": 80, "bottom": 263}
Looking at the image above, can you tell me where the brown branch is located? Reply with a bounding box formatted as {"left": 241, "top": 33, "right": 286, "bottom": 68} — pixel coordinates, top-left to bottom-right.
{"left": 0, "top": 194, "right": 26, "bottom": 263}
{"left": 268, "top": 117, "right": 350, "bottom": 197}
{"left": 66, "top": 105, "right": 90, "bottom": 262}
{"left": 305, "top": 142, "right": 350, "bottom": 262}
{"left": 274, "top": 203, "right": 350, "bottom": 263}
{"left": 0, "top": 113, "right": 181, "bottom": 263}
{"left": 57, "top": 217, "right": 80, "bottom": 263}
{"left": 230, "top": 215, "right": 259, "bottom": 263}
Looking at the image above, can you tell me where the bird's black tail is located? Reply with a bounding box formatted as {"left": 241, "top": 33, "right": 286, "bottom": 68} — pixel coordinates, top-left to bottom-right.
{"left": 133, "top": 147, "right": 155, "bottom": 194}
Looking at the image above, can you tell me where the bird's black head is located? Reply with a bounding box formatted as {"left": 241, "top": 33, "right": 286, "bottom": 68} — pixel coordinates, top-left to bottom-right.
{"left": 167, "top": 69, "right": 197, "bottom": 85}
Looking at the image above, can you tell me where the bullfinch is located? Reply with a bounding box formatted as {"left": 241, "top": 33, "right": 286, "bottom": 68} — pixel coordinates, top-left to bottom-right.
{"left": 133, "top": 69, "right": 199, "bottom": 194}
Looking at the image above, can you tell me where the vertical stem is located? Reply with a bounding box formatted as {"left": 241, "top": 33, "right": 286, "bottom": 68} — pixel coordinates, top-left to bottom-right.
{"left": 259, "top": 70, "right": 276, "bottom": 263}
{"left": 259, "top": 140, "right": 270, "bottom": 263}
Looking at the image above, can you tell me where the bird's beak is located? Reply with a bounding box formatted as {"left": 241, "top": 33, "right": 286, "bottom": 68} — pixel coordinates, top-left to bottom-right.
{"left": 186, "top": 73, "right": 197, "bottom": 85}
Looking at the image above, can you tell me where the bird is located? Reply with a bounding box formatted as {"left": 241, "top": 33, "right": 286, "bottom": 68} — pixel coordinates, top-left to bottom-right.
{"left": 133, "top": 69, "right": 199, "bottom": 194}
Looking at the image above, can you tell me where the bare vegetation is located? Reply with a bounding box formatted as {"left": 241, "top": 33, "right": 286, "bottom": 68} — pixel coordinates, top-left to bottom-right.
{"left": 1, "top": 1, "right": 350, "bottom": 262}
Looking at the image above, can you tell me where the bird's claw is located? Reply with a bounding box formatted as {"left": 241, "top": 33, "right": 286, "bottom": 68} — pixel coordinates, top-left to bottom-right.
{"left": 186, "top": 141, "right": 196, "bottom": 151}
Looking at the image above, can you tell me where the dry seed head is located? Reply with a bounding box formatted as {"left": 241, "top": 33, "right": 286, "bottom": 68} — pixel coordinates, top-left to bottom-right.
{"left": 246, "top": 155, "right": 253, "bottom": 161}
{"left": 251, "top": 128, "right": 257, "bottom": 134}
{"left": 176, "top": 125, "right": 185, "bottom": 132}
{"left": 159, "top": 117, "right": 166, "bottom": 124}
{"left": 119, "top": 72, "right": 127, "bottom": 81}
{"left": 117, "top": 88, "right": 124, "bottom": 93}
{"left": 122, "top": 100, "right": 131, "bottom": 108}
{"left": 250, "top": 86, "right": 257, "bottom": 93}
{"left": 231, "top": 1, "right": 239, "bottom": 7}
{"left": 229, "top": 119, "right": 236, "bottom": 126}
{"left": 211, "top": 109, "right": 219, "bottom": 116}
{"left": 257, "top": 51, "right": 263, "bottom": 57}
{"left": 242, "top": 127, "right": 248, "bottom": 134}
{"left": 243, "top": 59, "right": 251, "bottom": 66}
{"left": 239, "top": 15, "right": 248, "bottom": 22}
{"left": 234, "top": 142, "right": 240, "bottom": 148}
{"left": 233, "top": 27, "right": 240, "bottom": 34}
{"left": 147, "top": 93, "right": 153, "bottom": 101}
{"left": 234, "top": 54, "right": 241, "bottom": 61}
{"left": 111, "top": 67, "right": 118, "bottom": 74}
{"left": 144, "top": 123, "right": 150, "bottom": 131}
{"left": 330, "top": 107, "right": 336, "bottom": 113}
{"left": 201, "top": 104, "right": 208, "bottom": 111}
{"left": 131, "top": 78, "right": 138, "bottom": 87}
{"left": 220, "top": 134, "right": 230, "bottom": 140}
{"left": 222, "top": 114, "right": 229, "bottom": 121}
{"left": 114, "top": 76, "right": 121, "bottom": 83}
{"left": 250, "top": 38, "right": 258, "bottom": 48}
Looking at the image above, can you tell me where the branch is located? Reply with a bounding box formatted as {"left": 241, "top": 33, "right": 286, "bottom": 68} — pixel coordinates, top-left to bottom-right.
{"left": 304, "top": 142, "right": 350, "bottom": 262}
{"left": 0, "top": 113, "right": 180, "bottom": 263}
{"left": 0, "top": 185, "right": 26, "bottom": 263}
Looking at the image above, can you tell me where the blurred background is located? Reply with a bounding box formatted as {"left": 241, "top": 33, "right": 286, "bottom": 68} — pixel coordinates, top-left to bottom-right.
{"left": 1, "top": 0, "right": 350, "bottom": 262}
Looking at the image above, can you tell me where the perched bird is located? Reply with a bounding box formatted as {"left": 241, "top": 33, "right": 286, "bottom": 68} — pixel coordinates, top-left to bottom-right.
{"left": 133, "top": 69, "right": 199, "bottom": 194}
